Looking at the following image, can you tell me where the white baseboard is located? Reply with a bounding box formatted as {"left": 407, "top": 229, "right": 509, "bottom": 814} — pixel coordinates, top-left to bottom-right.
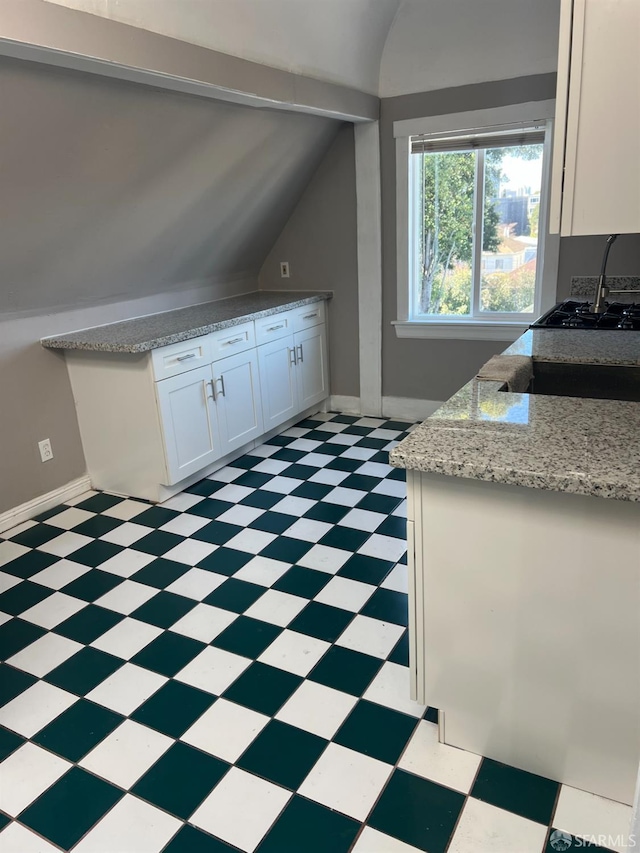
{"left": 0, "top": 395, "right": 443, "bottom": 529}
{"left": 329, "top": 395, "right": 443, "bottom": 423}
{"left": 329, "top": 395, "right": 361, "bottom": 413}
{"left": 0, "top": 475, "right": 92, "bottom": 535}
{"left": 382, "top": 397, "right": 443, "bottom": 421}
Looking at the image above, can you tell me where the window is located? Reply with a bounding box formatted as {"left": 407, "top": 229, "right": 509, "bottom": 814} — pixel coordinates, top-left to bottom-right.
{"left": 394, "top": 102, "right": 559, "bottom": 341}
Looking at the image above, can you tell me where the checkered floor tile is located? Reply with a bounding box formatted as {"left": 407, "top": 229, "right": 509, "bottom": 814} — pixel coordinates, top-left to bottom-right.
{"left": 0, "top": 413, "right": 632, "bottom": 852}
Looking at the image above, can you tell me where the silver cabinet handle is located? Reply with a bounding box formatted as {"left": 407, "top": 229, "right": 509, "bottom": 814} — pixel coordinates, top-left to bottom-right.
{"left": 266, "top": 323, "right": 285, "bottom": 332}
{"left": 303, "top": 312, "right": 318, "bottom": 320}
{"left": 206, "top": 379, "right": 216, "bottom": 401}
{"left": 216, "top": 375, "right": 226, "bottom": 397}
{"left": 177, "top": 353, "right": 196, "bottom": 361}
{"left": 224, "top": 336, "right": 244, "bottom": 346}
{"left": 297, "top": 344, "right": 304, "bottom": 363}
{"left": 289, "top": 348, "right": 297, "bottom": 366}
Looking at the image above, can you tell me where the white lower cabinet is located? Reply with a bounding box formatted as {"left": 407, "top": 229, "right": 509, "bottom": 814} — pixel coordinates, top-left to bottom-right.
{"left": 257, "top": 335, "right": 299, "bottom": 431}
{"left": 294, "top": 324, "right": 328, "bottom": 410}
{"left": 157, "top": 351, "right": 265, "bottom": 485}
{"left": 63, "top": 303, "right": 329, "bottom": 501}
{"left": 212, "top": 349, "right": 264, "bottom": 456}
{"left": 257, "top": 323, "right": 328, "bottom": 432}
{"left": 159, "top": 320, "right": 328, "bottom": 482}
{"left": 155, "top": 365, "right": 220, "bottom": 484}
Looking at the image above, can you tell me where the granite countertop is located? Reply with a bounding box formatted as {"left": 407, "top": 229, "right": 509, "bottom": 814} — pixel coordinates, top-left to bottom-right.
{"left": 41, "top": 291, "right": 331, "bottom": 353}
{"left": 390, "top": 330, "right": 640, "bottom": 502}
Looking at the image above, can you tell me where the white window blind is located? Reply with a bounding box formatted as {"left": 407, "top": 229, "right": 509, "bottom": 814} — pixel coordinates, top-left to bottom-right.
{"left": 411, "top": 126, "right": 546, "bottom": 154}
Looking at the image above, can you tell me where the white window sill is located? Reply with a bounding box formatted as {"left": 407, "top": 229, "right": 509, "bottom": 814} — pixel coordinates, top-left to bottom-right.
{"left": 392, "top": 320, "right": 529, "bottom": 341}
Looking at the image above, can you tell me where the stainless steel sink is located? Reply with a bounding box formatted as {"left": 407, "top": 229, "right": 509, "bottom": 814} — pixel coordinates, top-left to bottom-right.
{"left": 523, "top": 362, "right": 640, "bottom": 402}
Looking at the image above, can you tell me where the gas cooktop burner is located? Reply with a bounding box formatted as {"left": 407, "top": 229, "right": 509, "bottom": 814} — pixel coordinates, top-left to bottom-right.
{"left": 531, "top": 300, "right": 640, "bottom": 330}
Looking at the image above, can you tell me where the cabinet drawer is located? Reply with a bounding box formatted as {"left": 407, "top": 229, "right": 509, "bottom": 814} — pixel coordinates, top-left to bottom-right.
{"left": 291, "top": 301, "right": 325, "bottom": 332}
{"left": 209, "top": 321, "right": 255, "bottom": 359}
{"left": 254, "top": 311, "right": 294, "bottom": 345}
{"left": 151, "top": 336, "right": 212, "bottom": 381}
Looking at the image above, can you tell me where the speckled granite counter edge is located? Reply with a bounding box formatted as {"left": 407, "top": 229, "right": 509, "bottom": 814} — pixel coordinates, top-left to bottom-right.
{"left": 390, "top": 438, "right": 640, "bottom": 503}
{"left": 389, "top": 329, "right": 640, "bottom": 502}
{"left": 41, "top": 292, "right": 331, "bottom": 353}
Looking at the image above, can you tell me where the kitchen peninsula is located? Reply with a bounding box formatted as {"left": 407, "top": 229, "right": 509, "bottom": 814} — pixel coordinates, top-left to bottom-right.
{"left": 390, "top": 327, "right": 640, "bottom": 806}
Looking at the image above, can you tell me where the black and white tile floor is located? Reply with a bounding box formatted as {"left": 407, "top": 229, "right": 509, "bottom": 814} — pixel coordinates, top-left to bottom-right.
{"left": 0, "top": 413, "right": 632, "bottom": 852}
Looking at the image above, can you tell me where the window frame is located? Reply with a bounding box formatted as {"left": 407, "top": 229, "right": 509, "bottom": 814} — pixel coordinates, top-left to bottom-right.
{"left": 393, "top": 100, "right": 560, "bottom": 341}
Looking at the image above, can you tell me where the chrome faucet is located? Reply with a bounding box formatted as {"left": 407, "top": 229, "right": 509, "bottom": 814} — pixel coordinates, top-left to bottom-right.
{"left": 590, "top": 233, "right": 640, "bottom": 313}
{"left": 590, "top": 234, "right": 619, "bottom": 314}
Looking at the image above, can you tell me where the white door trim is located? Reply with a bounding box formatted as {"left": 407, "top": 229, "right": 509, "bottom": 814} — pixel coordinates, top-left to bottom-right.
{"left": 354, "top": 120, "right": 383, "bottom": 417}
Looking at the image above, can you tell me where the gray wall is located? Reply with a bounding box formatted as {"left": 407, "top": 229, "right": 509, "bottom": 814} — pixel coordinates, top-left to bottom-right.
{"left": 259, "top": 124, "right": 360, "bottom": 398}
{"left": 0, "top": 56, "right": 339, "bottom": 314}
{"left": 380, "top": 74, "right": 559, "bottom": 401}
{"left": 0, "top": 56, "right": 340, "bottom": 514}
{"left": 0, "top": 280, "right": 254, "bottom": 515}
{"left": 557, "top": 235, "right": 640, "bottom": 300}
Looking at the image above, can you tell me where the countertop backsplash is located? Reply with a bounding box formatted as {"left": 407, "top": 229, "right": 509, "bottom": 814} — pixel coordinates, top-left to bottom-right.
{"left": 570, "top": 275, "right": 640, "bottom": 301}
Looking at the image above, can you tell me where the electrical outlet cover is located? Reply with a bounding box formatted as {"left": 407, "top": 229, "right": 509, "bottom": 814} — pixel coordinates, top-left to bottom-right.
{"left": 38, "top": 439, "right": 53, "bottom": 462}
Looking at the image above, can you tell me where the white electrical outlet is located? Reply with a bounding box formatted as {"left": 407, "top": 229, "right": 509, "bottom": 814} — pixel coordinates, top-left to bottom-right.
{"left": 280, "top": 261, "right": 290, "bottom": 278}
{"left": 38, "top": 439, "right": 53, "bottom": 462}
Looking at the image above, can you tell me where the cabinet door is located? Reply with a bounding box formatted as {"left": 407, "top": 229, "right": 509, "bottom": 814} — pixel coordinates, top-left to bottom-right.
{"left": 155, "top": 365, "right": 220, "bottom": 485}
{"left": 294, "top": 323, "right": 328, "bottom": 411}
{"left": 257, "top": 334, "right": 299, "bottom": 431}
{"left": 551, "top": 0, "right": 640, "bottom": 235}
{"left": 212, "top": 349, "right": 264, "bottom": 455}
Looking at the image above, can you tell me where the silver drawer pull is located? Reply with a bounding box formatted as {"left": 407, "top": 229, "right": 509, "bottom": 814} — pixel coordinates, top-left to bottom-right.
{"left": 303, "top": 313, "right": 318, "bottom": 320}
{"left": 176, "top": 353, "right": 196, "bottom": 361}
{"left": 266, "top": 324, "right": 285, "bottom": 332}
{"left": 224, "top": 336, "right": 245, "bottom": 345}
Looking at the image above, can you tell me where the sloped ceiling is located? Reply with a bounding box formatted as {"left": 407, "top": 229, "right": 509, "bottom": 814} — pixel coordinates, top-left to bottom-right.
{"left": 0, "top": 56, "right": 339, "bottom": 314}
{"left": 379, "top": 0, "right": 560, "bottom": 97}
{"left": 41, "top": 0, "right": 560, "bottom": 99}
{"left": 41, "top": 0, "right": 402, "bottom": 95}
{"left": 3, "top": 1, "right": 563, "bottom": 314}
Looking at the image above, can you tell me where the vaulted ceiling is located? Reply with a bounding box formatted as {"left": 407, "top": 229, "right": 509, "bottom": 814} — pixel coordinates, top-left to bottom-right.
{"left": 42, "top": 0, "right": 560, "bottom": 97}
{"left": 41, "top": 0, "right": 402, "bottom": 94}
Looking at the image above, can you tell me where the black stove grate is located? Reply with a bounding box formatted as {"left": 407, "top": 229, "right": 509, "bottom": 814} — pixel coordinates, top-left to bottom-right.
{"left": 531, "top": 300, "right": 640, "bottom": 330}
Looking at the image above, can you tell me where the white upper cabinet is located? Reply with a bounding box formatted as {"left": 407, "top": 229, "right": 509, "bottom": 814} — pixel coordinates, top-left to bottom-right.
{"left": 550, "top": 0, "right": 640, "bottom": 235}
